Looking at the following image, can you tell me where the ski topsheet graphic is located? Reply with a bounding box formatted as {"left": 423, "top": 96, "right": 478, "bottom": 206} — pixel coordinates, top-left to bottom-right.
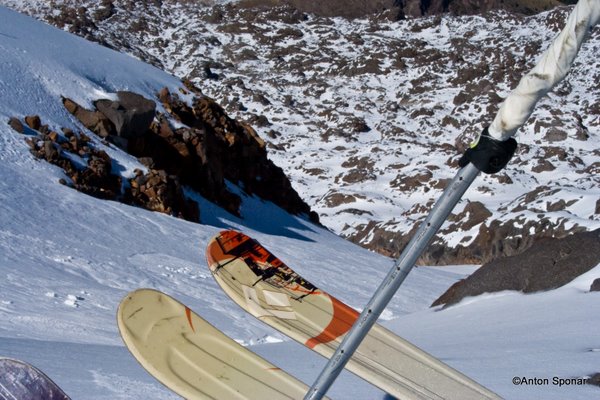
{"left": 0, "top": 357, "right": 70, "bottom": 400}
{"left": 117, "top": 288, "right": 323, "bottom": 400}
{"left": 207, "top": 230, "right": 501, "bottom": 400}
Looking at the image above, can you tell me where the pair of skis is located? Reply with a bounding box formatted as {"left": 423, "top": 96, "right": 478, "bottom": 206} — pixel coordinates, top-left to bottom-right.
{"left": 117, "top": 230, "right": 500, "bottom": 399}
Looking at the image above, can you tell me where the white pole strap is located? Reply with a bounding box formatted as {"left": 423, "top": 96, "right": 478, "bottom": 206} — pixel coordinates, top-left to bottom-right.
{"left": 489, "top": 0, "right": 600, "bottom": 141}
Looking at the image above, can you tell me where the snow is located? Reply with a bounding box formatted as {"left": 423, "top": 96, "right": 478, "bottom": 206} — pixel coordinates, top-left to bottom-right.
{"left": 0, "top": 5, "right": 599, "bottom": 400}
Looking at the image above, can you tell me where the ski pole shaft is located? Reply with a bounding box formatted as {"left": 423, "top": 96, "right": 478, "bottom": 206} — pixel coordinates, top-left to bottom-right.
{"left": 305, "top": 163, "right": 480, "bottom": 400}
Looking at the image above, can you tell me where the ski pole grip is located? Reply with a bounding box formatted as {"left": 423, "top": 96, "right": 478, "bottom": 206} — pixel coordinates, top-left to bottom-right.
{"left": 458, "top": 127, "right": 517, "bottom": 174}
{"left": 488, "top": 0, "right": 600, "bottom": 141}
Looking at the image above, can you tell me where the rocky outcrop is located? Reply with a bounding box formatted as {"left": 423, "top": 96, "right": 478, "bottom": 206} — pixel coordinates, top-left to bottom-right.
{"left": 431, "top": 229, "right": 600, "bottom": 307}
{"left": 19, "top": 116, "right": 123, "bottom": 200}
{"left": 148, "top": 86, "right": 317, "bottom": 221}
{"left": 18, "top": 85, "right": 317, "bottom": 224}
{"left": 10, "top": 113, "right": 198, "bottom": 221}
{"left": 347, "top": 203, "right": 590, "bottom": 266}
{"left": 267, "top": 0, "right": 400, "bottom": 19}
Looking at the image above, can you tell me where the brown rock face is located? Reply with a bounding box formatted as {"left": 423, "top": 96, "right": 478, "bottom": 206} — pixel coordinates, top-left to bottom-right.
{"left": 235, "top": 0, "right": 575, "bottom": 19}
{"left": 432, "top": 229, "right": 600, "bottom": 308}
{"left": 126, "top": 169, "right": 200, "bottom": 222}
{"left": 144, "top": 88, "right": 317, "bottom": 221}
{"left": 280, "top": 0, "right": 399, "bottom": 19}
{"left": 27, "top": 85, "right": 317, "bottom": 224}
{"left": 399, "top": 0, "right": 576, "bottom": 17}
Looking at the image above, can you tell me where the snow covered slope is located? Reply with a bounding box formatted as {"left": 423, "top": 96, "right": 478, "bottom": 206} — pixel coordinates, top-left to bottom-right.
{"left": 0, "top": 6, "right": 599, "bottom": 400}
{"left": 4, "top": 0, "right": 598, "bottom": 264}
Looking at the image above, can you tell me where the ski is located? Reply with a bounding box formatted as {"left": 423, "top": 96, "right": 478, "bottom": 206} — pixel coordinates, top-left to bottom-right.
{"left": 0, "top": 357, "right": 70, "bottom": 400}
{"left": 117, "top": 288, "right": 326, "bottom": 400}
{"left": 206, "top": 230, "right": 501, "bottom": 400}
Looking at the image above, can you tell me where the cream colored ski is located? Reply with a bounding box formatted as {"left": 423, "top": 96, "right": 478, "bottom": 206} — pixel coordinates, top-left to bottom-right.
{"left": 117, "top": 288, "right": 320, "bottom": 400}
{"left": 207, "top": 230, "right": 501, "bottom": 400}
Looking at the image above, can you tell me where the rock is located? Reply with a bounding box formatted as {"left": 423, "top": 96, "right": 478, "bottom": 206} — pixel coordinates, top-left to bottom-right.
{"left": 432, "top": 229, "right": 600, "bottom": 308}
{"left": 24, "top": 115, "right": 41, "bottom": 131}
{"left": 62, "top": 97, "right": 115, "bottom": 138}
{"left": 47, "top": 131, "right": 59, "bottom": 142}
{"left": 266, "top": 0, "right": 576, "bottom": 19}
{"left": 544, "top": 127, "right": 568, "bottom": 142}
{"left": 323, "top": 192, "right": 357, "bottom": 207}
{"left": 341, "top": 116, "right": 371, "bottom": 133}
{"left": 126, "top": 169, "right": 199, "bottom": 222}
{"left": 447, "top": 201, "right": 492, "bottom": 231}
{"left": 590, "top": 278, "right": 600, "bottom": 292}
{"left": 8, "top": 117, "right": 24, "bottom": 133}
{"left": 532, "top": 159, "right": 556, "bottom": 172}
{"left": 390, "top": 170, "right": 433, "bottom": 192}
{"left": 247, "top": 114, "right": 271, "bottom": 127}
{"left": 88, "top": 154, "right": 111, "bottom": 178}
{"left": 95, "top": 91, "right": 156, "bottom": 138}
{"left": 43, "top": 140, "right": 59, "bottom": 161}
{"left": 203, "top": 64, "right": 219, "bottom": 80}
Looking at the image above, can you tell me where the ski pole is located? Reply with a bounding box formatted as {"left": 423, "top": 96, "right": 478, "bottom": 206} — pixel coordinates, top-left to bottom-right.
{"left": 305, "top": 1, "right": 599, "bottom": 399}
{"left": 305, "top": 162, "right": 480, "bottom": 400}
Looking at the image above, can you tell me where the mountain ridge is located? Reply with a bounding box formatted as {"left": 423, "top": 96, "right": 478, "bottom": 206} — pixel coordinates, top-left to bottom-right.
{"left": 233, "top": 0, "right": 578, "bottom": 19}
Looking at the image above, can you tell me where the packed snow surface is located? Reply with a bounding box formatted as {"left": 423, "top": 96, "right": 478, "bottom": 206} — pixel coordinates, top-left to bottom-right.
{"left": 0, "top": 6, "right": 598, "bottom": 399}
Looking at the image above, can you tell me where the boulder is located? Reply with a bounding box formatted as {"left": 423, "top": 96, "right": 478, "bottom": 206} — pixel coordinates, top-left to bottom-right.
{"left": 95, "top": 91, "right": 156, "bottom": 138}
{"left": 432, "top": 229, "right": 600, "bottom": 307}
{"left": 590, "top": 278, "right": 600, "bottom": 292}
{"left": 8, "top": 117, "right": 24, "bottom": 133}
{"left": 62, "top": 97, "right": 114, "bottom": 138}
{"left": 144, "top": 87, "right": 316, "bottom": 221}
{"left": 24, "top": 115, "right": 41, "bottom": 130}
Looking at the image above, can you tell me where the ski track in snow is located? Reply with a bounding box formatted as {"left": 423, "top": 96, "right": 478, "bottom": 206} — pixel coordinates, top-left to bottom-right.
{"left": 0, "top": 5, "right": 598, "bottom": 400}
